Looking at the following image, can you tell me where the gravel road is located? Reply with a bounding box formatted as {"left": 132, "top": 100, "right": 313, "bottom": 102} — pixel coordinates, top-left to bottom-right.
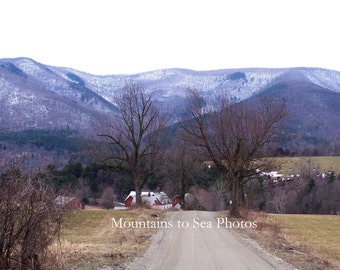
{"left": 126, "top": 211, "right": 295, "bottom": 270}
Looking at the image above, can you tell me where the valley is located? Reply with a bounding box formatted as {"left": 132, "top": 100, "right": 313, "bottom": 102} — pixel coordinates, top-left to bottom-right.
{"left": 1, "top": 57, "right": 340, "bottom": 269}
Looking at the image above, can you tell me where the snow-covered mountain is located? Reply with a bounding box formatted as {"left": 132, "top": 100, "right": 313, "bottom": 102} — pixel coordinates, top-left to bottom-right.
{"left": 1, "top": 57, "right": 340, "bottom": 145}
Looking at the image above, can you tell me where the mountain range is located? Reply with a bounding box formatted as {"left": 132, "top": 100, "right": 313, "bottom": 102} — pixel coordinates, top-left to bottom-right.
{"left": 1, "top": 57, "right": 340, "bottom": 154}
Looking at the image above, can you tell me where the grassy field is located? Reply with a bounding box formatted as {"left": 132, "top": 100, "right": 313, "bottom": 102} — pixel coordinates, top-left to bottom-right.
{"left": 59, "top": 208, "right": 163, "bottom": 269}
{"left": 273, "top": 214, "right": 340, "bottom": 268}
{"left": 242, "top": 212, "right": 340, "bottom": 269}
{"left": 268, "top": 156, "right": 340, "bottom": 177}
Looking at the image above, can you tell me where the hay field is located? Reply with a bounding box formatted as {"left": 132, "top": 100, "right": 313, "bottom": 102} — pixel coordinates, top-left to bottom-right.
{"left": 60, "top": 208, "right": 163, "bottom": 269}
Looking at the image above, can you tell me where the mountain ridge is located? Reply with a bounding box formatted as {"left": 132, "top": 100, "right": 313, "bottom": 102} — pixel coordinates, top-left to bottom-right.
{"left": 1, "top": 57, "right": 340, "bottom": 154}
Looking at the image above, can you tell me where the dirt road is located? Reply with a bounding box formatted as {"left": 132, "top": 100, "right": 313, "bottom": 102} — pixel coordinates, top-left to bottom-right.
{"left": 126, "top": 211, "right": 295, "bottom": 270}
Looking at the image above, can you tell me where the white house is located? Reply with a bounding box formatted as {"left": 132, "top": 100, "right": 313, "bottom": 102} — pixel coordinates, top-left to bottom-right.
{"left": 124, "top": 191, "right": 172, "bottom": 208}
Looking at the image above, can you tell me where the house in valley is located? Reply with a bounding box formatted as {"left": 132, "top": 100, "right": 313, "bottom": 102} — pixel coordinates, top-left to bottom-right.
{"left": 124, "top": 190, "right": 173, "bottom": 209}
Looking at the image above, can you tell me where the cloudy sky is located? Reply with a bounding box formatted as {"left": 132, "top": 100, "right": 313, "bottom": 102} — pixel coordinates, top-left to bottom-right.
{"left": 1, "top": 0, "right": 339, "bottom": 75}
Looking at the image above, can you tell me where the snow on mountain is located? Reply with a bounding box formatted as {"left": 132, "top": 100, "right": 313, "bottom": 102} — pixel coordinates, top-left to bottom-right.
{"left": 1, "top": 57, "right": 340, "bottom": 139}
{"left": 56, "top": 66, "right": 287, "bottom": 109}
{"left": 302, "top": 68, "right": 340, "bottom": 93}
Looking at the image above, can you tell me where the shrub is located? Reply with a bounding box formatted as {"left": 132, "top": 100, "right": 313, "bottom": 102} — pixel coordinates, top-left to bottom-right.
{"left": 0, "top": 169, "right": 66, "bottom": 269}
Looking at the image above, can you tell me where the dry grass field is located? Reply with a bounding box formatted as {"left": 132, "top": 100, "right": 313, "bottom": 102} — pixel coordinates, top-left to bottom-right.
{"left": 239, "top": 211, "right": 340, "bottom": 270}
{"left": 274, "top": 214, "right": 340, "bottom": 268}
{"left": 59, "top": 208, "right": 164, "bottom": 270}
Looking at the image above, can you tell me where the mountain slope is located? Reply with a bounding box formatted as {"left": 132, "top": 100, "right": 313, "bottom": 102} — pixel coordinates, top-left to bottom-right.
{"left": 250, "top": 75, "right": 340, "bottom": 150}
{"left": 1, "top": 57, "right": 340, "bottom": 148}
{"left": 0, "top": 58, "right": 117, "bottom": 132}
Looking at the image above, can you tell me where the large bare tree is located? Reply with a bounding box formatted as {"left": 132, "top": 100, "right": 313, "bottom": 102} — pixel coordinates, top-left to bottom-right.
{"left": 181, "top": 89, "right": 287, "bottom": 217}
{"left": 97, "top": 82, "right": 167, "bottom": 206}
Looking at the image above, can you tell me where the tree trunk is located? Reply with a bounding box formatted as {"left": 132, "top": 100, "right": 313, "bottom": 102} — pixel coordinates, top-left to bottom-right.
{"left": 179, "top": 174, "right": 186, "bottom": 209}
{"left": 229, "top": 178, "right": 241, "bottom": 217}
{"left": 135, "top": 178, "right": 143, "bottom": 207}
{"left": 180, "top": 192, "right": 186, "bottom": 210}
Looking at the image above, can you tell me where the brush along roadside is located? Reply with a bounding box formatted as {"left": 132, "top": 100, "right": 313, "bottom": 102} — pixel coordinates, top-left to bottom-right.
{"left": 58, "top": 207, "right": 165, "bottom": 270}
{"left": 221, "top": 210, "right": 340, "bottom": 270}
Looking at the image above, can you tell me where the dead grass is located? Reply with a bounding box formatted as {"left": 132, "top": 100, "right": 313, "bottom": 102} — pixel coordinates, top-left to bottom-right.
{"left": 57, "top": 207, "right": 165, "bottom": 269}
{"left": 269, "top": 156, "right": 340, "bottom": 177}
{"left": 233, "top": 211, "right": 340, "bottom": 270}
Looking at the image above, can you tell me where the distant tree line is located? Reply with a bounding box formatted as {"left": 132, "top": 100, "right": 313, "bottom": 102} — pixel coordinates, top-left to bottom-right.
{"left": 49, "top": 162, "right": 134, "bottom": 205}
{"left": 0, "top": 129, "right": 87, "bottom": 152}
{"left": 251, "top": 172, "right": 340, "bottom": 214}
{"left": 270, "top": 136, "right": 340, "bottom": 157}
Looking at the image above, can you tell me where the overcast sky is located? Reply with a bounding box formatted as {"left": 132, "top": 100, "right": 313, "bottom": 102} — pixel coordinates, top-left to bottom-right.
{"left": 1, "top": 0, "right": 339, "bottom": 75}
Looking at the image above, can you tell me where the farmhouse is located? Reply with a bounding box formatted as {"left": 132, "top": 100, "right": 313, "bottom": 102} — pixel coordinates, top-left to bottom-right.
{"left": 124, "top": 190, "right": 172, "bottom": 209}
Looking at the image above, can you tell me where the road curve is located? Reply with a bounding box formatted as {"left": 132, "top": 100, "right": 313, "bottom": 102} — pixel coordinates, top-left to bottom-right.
{"left": 126, "top": 211, "right": 294, "bottom": 270}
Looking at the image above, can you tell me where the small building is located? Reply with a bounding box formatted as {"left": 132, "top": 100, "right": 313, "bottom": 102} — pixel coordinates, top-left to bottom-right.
{"left": 56, "top": 196, "right": 85, "bottom": 210}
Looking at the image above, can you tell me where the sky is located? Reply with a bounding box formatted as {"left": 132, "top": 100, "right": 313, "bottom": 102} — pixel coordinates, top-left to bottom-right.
{"left": 1, "top": 0, "right": 339, "bottom": 75}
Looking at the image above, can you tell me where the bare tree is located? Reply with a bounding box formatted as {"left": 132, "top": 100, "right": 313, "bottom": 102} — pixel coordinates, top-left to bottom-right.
{"left": 268, "top": 187, "right": 287, "bottom": 214}
{"left": 181, "top": 88, "right": 287, "bottom": 217}
{"left": 163, "top": 130, "right": 200, "bottom": 209}
{"left": 210, "top": 178, "right": 228, "bottom": 211}
{"left": 100, "top": 186, "right": 115, "bottom": 209}
{"left": 97, "top": 82, "right": 167, "bottom": 206}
